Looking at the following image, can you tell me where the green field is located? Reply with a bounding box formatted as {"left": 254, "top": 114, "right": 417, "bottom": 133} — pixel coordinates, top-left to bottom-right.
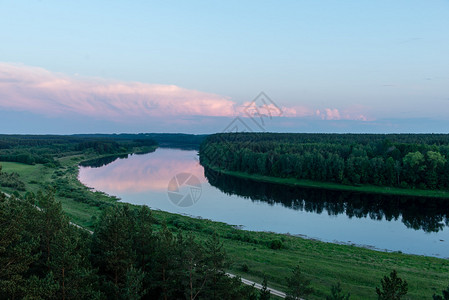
{"left": 1, "top": 152, "right": 449, "bottom": 299}
{"left": 1, "top": 154, "right": 119, "bottom": 228}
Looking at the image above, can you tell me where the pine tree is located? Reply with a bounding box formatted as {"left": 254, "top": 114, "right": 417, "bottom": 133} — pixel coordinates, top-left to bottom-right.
{"left": 134, "top": 205, "right": 155, "bottom": 273}
{"left": 22, "top": 273, "right": 60, "bottom": 299}
{"left": 122, "top": 266, "right": 147, "bottom": 300}
{"left": 36, "top": 190, "right": 67, "bottom": 266}
{"left": 49, "top": 224, "right": 98, "bottom": 300}
{"left": 0, "top": 195, "right": 39, "bottom": 299}
{"left": 285, "top": 265, "right": 313, "bottom": 300}
{"left": 133, "top": 205, "right": 156, "bottom": 298}
{"left": 153, "top": 224, "right": 178, "bottom": 300}
{"left": 203, "top": 232, "right": 228, "bottom": 300}
{"left": 91, "top": 205, "right": 136, "bottom": 299}
{"left": 180, "top": 233, "right": 208, "bottom": 300}
{"left": 375, "top": 270, "right": 408, "bottom": 300}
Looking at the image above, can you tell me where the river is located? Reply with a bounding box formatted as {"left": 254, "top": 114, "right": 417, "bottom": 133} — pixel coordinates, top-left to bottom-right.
{"left": 78, "top": 148, "right": 449, "bottom": 258}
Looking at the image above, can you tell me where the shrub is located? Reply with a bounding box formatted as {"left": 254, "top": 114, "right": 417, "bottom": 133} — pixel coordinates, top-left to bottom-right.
{"left": 269, "top": 239, "right": 283, "bottom": 250}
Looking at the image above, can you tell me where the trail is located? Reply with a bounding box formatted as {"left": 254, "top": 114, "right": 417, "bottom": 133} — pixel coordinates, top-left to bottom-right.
{"left": 226, "top": 273, "right": 287, "bottom": 298}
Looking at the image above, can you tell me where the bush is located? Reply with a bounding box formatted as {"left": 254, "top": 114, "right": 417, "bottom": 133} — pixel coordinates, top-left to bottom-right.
{"left": 269, "top": 239, "right": 283, "bottom": 250}
{"left": 240, "top": 263, "right": 250, "bottom": 272}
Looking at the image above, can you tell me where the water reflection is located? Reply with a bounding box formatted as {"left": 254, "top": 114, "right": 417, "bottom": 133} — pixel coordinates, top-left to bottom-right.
{"left": 79, "top": 150, "right": 206, "bottom": 193}
{"left": 80, "top": 154, "right": 130, "bottom": 168}
{"left": 204, "top": 167, "right": 449, "bottom": 233}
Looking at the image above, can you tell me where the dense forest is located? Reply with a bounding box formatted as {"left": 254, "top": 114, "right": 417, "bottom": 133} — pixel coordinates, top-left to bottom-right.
{"left": 200, "top": 133, "right": 449, "bottom": 191}
{"left": 0, "top": 191, "right": 260, "bottom": 299}
{"left": 0, "top": 133, "right": 205, "bottom": 167}
{"left": 0, "top": 135, "right": 158, "bottom": 166}
{"left": 74, "top": 133, "right": 207, "bottom": 150}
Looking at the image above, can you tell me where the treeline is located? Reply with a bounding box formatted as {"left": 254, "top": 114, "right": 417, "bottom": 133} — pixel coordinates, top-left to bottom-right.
{"left": 74, "top": 133, "right": 207, "bottom": 149}
{"left": 0, "top": 191, "right": 259, "bottom": 299}
{"left": 200, "top": 133, "right": 449, "bottom": 190}
{"left": 0, "top": 135, "right": 158, "bottom": 165}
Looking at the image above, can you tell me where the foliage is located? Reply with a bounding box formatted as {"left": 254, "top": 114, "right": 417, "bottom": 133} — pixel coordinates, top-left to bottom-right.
{"left": 326, "top": 282, "right": 350, "bottom": 300}
{"left": 269, "top": 239, "right": 283, "bottom": 250}
{"left": 259, "top": 276, "right": 271, "bottom": 300}
{"left": 433, "top": 285, "right": 449, "bottom": 300}
{"left": 0, "top": 164, "right": 26, "bottom": 190}
{"left": 0, "top": 191, "right": 99, "bottom": 299}
{"left": 375, "top": 270, "right": 408, "bottom": 300}
{"left": 285, "top": 264, "right": 313, "bottom": 300}
{"left": 0, "top": 192, "right": 254, "bottom": 299}
{"left": 0, "top": 134, "right": 158, "bottom": 165}
{"left": 200, "top": 133, "right": 449, "bottom": 191}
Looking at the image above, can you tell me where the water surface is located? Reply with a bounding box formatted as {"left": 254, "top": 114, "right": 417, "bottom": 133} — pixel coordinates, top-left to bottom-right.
{"left": 79, "top": 148, "right": 449, "bottom": 258}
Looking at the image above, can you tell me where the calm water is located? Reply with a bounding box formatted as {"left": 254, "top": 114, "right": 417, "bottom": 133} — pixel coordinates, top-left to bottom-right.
{"left": 79, "top": 148, "right": 449, "bottom": 258}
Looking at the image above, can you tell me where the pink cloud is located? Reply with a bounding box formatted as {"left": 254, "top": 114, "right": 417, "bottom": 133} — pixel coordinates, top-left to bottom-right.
{"left": 0, "top": 62, "right": 236, "bottom": 120}
{"left": 0, "top": 62, "right": 372, "bottom": 123}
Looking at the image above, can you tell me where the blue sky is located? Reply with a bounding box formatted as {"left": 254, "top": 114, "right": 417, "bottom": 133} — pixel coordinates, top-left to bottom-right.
{"left": 0, "top": 0, "right": 448, "bottom": 133}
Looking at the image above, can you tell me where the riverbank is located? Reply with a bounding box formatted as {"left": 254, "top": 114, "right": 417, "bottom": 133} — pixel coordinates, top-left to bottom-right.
{"left": 204, "top": 165, "right": 449, "bottom": 199}
{"left": 1, "top": 149, "right": 449, "bottom": 299}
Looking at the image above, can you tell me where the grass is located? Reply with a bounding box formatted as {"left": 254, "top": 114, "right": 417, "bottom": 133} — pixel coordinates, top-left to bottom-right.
{"left": 152, "top": 210, "right": 449, "bottom": 299}
{"left": 206, "top": 166, "right": 449, "bottom": 199}
{"left": 2, "top": 150, "right": 449, "bottom": 299}
{"left": 0, "top": 152, "right": 130, "bottom": 228}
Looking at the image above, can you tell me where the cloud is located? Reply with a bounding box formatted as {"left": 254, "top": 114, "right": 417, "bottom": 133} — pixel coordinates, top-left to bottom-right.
{"left": 0, "top": 62, "right": 236, "bottom": 120}
{"left": 315, "top": 107, "right": 369, "bottom": 121}
{"left": 0, "top": 62, "right": 371, "bottom": 124}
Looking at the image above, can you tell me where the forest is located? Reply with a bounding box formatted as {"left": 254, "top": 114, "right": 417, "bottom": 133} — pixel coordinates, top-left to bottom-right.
{"left": 0, "top": 191, "right": 262, "bottom": 299}
{"left": 0, "top": 134, "right": 158, "bottom": 166}
{"left": 200, "top": 133, "right": 449, "bottom": 191}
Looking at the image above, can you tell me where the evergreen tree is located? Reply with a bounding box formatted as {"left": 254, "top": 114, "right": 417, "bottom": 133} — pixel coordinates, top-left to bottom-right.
{"left": 179, "top": 233, "right": 208, "bottom": 300}
{"left": 91, "top": 205, "right": 136, "bottom": 299}
{"left": 122, "top": 266, "right": 147, "bottom": 300}
{"left": 0, "top": 195, "right": 39, "bottom": 299}
{"left": 375, "top": 270, "right": 408, "bottom": 300}
{"left": 285, "top": 265, "right": 313, "bottom": 300}
{"left": 49, "top": 225, "right": 98, "bottom": 299}
{"left": 22, "top": 273, "right": 60, "bottom": 300}
{"left": 152, "top": 224, "right": 179, "bottom": 300}
{"left": 202, "top": 232, "right": 228, "bottom": 300}
{"left": 133, "top": 205, "right": 156, "bottom": 298}
{"left": 36, "top": 190, "right": 67, "bottom": 266}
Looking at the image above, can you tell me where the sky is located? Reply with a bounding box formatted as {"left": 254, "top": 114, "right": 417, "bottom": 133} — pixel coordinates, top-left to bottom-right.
{"left": 0, "top": 0, "right": 448, "bottom": 134}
